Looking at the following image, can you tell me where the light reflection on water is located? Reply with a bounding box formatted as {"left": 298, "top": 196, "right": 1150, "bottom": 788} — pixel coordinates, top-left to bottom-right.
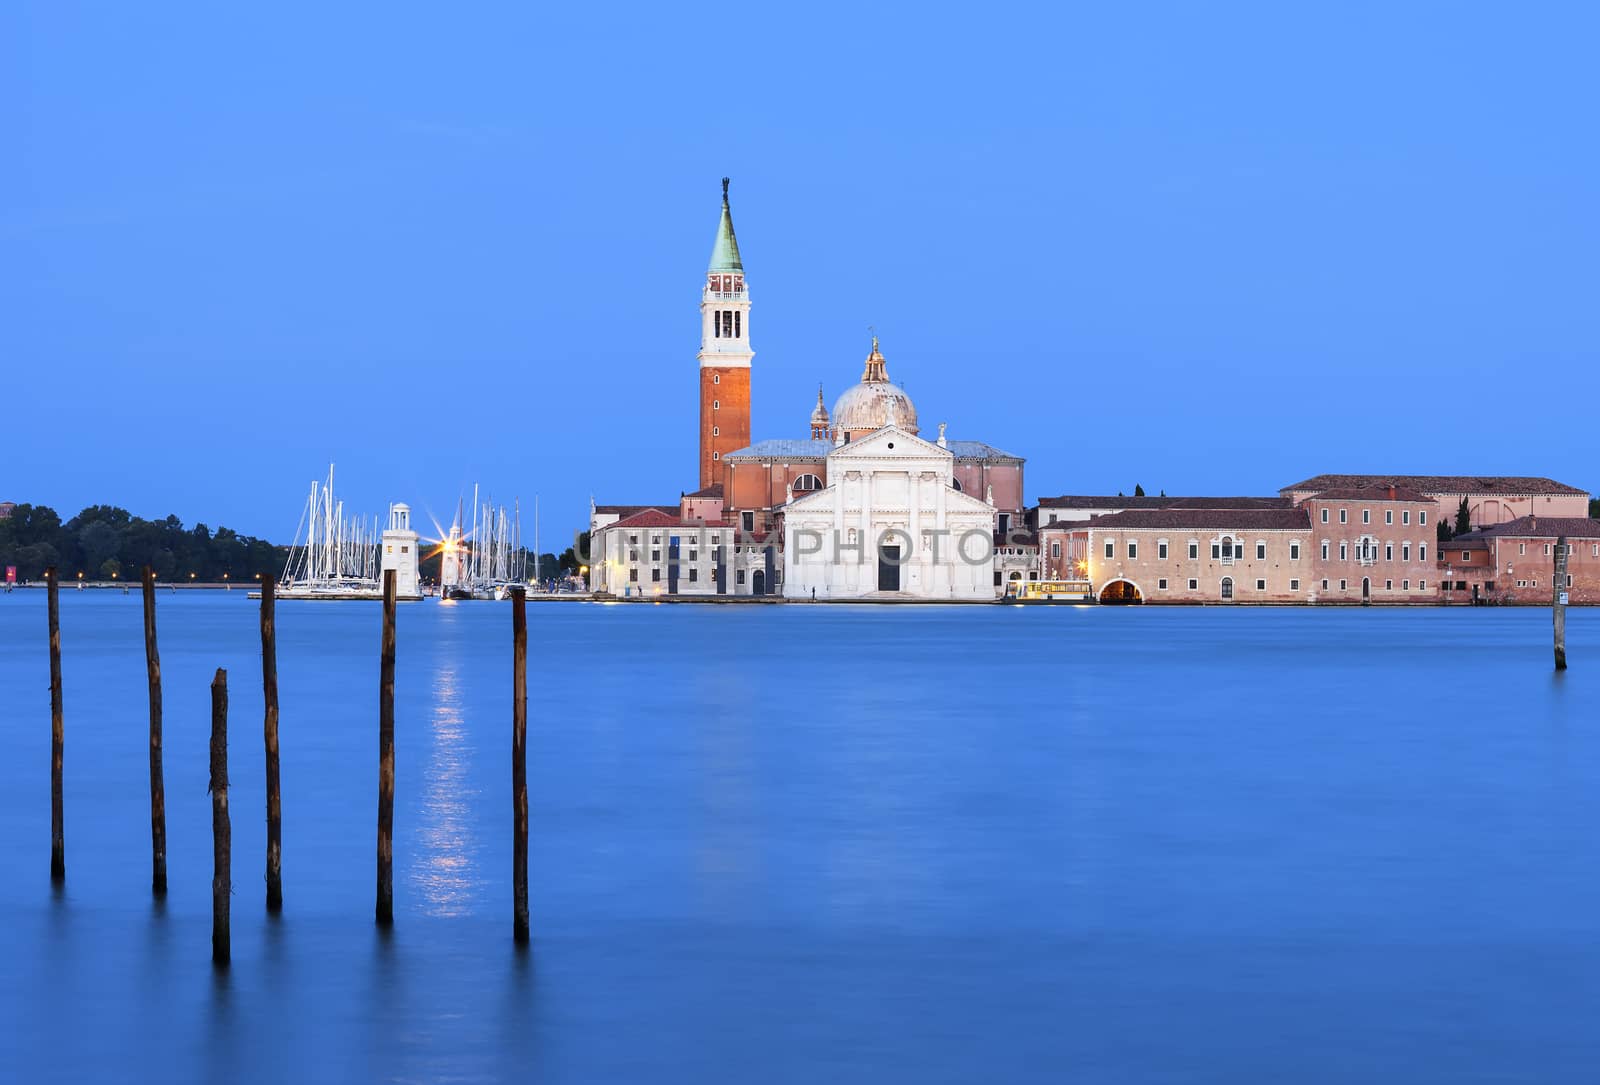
{"left": 413, "top": 656, "right": 483, "bottom": 917}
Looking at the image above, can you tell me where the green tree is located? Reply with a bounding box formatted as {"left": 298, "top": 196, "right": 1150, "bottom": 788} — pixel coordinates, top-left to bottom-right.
{"left": 1590, "top": 496, "right": 1599, "bottom": 519}
{"left": 1134, "top": 484, "right": 1146, "bottom": 497}
{"left": 1455, "top": 498, "right": 1472, "bottom": 537}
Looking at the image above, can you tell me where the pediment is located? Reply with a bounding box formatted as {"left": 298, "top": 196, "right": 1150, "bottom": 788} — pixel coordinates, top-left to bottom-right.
{"left": 826, "top": 425, "right": 950, "bottom": 463}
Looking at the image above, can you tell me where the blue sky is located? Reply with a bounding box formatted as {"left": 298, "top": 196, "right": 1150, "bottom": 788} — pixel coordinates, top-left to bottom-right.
{"left": 6, "top": 2, "right": 1596, "bottom": 545}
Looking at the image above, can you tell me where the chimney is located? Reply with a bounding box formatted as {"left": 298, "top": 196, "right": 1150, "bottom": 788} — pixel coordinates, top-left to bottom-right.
{"left": 1387, "top": 484, "right": 1397, "bottom": 501}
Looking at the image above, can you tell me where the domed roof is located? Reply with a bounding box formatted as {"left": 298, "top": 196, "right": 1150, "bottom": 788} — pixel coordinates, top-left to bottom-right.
{"left": 831, "top": 339, "right": 918, "bottom": 437}
{"left": 810, "top": 384, "right": 830, "bottom": 426}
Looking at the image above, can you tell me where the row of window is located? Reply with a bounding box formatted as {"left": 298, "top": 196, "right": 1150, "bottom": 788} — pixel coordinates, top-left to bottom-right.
{"left": 711, "top": 310, "right": 742, "bottom": 338}
{"left": 1099, "top": 538, "right": 1428, "bottom": 563}
{"left": 1149, "top": 577, "right": 1431, "bottom": 593}
{"left": 1319, "top": 507, "right": 1428, "bottom": 527}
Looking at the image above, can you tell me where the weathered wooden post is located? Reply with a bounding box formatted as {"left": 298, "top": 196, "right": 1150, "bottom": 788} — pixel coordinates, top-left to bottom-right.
{"left": 1554, "top": 535, "right": 1568, "bottom": 671}
{"left": 261, "top": 574, "right": 282, "bottom": 911}
{"left": 46, "top": 566, "right": 64, "bottom": 883}
{"left": 511, "top": 587, "right": 529, "bottom": 944}
{"left": 209, "top": 668, "right": 231, "bottom": 966}
{"left": 142, "top": 566, "right": 167, "bottom": 895}
{"left": 376, "top": 569, "right": 397, "bottom": 926}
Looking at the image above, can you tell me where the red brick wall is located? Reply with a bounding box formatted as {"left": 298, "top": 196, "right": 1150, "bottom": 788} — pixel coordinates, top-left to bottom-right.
{"left": 699, "top": 367, "right": 750, "bottom": 491}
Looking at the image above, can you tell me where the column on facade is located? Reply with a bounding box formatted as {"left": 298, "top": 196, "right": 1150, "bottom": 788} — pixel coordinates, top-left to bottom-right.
{"left": 909, "top": 471, "right": 922, "bottom": 583}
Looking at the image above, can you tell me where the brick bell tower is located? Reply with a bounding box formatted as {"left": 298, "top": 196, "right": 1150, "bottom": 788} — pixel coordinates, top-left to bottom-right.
{"left": 698, "top": 177, "right": 753, "bottom": 490}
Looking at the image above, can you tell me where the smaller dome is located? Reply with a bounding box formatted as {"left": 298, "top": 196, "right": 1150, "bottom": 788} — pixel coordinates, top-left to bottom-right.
{"left": 810, "top": 384, "right": 830, "bottom": 426}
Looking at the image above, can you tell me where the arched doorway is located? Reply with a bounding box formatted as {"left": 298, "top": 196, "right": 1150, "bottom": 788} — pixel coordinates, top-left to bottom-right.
{"left": 1362, "top": 577, "right": 1370, "bottom": 604}
{"left": 1098, "top": 579, "right": 1142, "bottom": 604}
{"left": 1221, "top": 577, "right": 1234, "bottom": 600}
{"left": 752, "top": 569, "right": 766, "bottom": 596}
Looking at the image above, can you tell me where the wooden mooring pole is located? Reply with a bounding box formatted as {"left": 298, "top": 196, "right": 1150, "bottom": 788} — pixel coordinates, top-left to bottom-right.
{"left": 46, "top": 566, "right": 64, "bottom": 883}
{"left": 511, "top": 587, "right": 529, "bottom": 944}
{"left": 1554, "top": 535, "right": 1568, "bottom": 671}
{"left": 209, "top": 668, "right": 231, "bottom": 966}
{"left": 376, "top": 569, "right": 397, "bottom": 927}
{"left": 261, "top": 574, "right": 282, "bottom": 911}
{"left": 142, "top": 567, "right": 167, "bottom": 896}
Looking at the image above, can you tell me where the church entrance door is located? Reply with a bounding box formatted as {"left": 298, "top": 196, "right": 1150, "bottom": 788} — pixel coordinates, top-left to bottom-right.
{"left": 878, "top": 545, "right": 901, "bottom": 592}
{"left": 752, "top": 570, "right": 765, "bottom": 596}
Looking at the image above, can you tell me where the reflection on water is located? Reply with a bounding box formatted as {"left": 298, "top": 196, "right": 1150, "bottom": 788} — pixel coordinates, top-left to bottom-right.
{"left": 413, "top": 659, "right": 483, "bottom": 917}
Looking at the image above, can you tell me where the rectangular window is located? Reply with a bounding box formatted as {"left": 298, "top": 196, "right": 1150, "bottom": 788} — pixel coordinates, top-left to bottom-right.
{"left": 1340, "top": 579, "right": 1348, "bottom": 590}
{"left": 1104, "top": 541, "right": 1114, "bottom": 559}
{"left": 1544, "top": 544, "right": 1551, "bottom": 556}
{"left": 1403, "top": 511, "right": 1411, "bottom": 525}
{"left": 1158, "top": 578, "right": 1168, "bottom": 590}
{"left": 1385, "top": 543, "right": 1393, "bottom": 561}
{"left": 1127, "top": 541, "right": 1138, "bottom": 559}
{"left": 1519, "top": 543, "right": 1526, "bottom": 555}
{"left": 1385, "top": 579, "right": 1393, "bottom": 590}
{"left": 689, "top": 568, "right": 698, "bottom": 582}
{"left": 1051, "top": 542, "right": 1061, "bottom": 558}
{"left": 1402, "top": 544, "right": 1410, "bottom": 561}
{"left": 651, "top": 569, "right": 661, "bottom": 582}
{"left": 1420, "top": 544, "right": 1427, "bottom": 562}
{"left": 1321, "top": 579, "right": 1329, "bottom": 590}
{"left": 1211, "top": 543, "right": 1221, "bottom": 559}
{"left": 629, "top": 569, "right": 638, "bottom": 582}
{"left": 1255, "top": 578, "right": 1266, "bottom": 591}
{"left": 1385, "top": 510, "right": 1393, "bottom": 525}
{"left": 1158, "top": 542, "right": 1168, "bottom": 560}
{"left": 1188, "top": 543, "right": 1199, "bottom": 560}
{"left": 1187, "top": 578, "right": 1198, "bottom": 590}
{"left": 1321, "top": 542, "right": 1329, "bottom": 560}
{"left": 1290, "top": 579, "right": 1300, "bottom": 591}
{"left": 386, "top": 545, "right": 393, "bottom": 554}
{"left": 1290, "top": 542, "right": 1301, "bottom": 560}
{"left": 1362, "top": 510, "right": 1370, "bottom": 524}
{"left": 1402, "top": 579, "right": 1410, "bottom": 590}
{"left": 736, "top": 569, "right": 746, "bottom": 584}
{"left": 1420, "top": 511, "right": 1427, "bottom": 525}
{"left": 1321, "top": 508, "right": 1329, "bottom": 523}
{"left": 1255, "top": 542, "right": 1265, "bottom": 560}
{"left": 1420, "top": 580, "right": 1427, "bottom": 591}
{"left": 1340, "top": 542, "right": 1348, "bottom": 561}
{"left": 651, "top": 549, "right": 660, "bottom": 561}
{"left": 1462, "top": 550, "right": 1471, "bottom": 561}
{"left": 1339, "top": 509, "right": 1348, "bottom": 524}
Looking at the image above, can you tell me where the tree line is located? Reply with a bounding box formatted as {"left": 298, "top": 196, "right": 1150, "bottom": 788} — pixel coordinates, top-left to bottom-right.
{"left": 0, "top": 504, "right": 286, "bottom": 583}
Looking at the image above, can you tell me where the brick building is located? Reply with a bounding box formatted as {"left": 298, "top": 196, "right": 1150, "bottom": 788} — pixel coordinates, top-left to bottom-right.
{"left": 1279, "top": 474, "right": 1588, "bottom": 531}
{"left": 1439, "top": 517, "right": 1600, "bottom": 605}
{"left": 1038, "top": 487, "right": 1438, "bottom": 604}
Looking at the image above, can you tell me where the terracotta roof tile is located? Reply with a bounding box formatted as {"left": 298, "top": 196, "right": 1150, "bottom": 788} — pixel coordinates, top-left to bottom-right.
{"left": 1281, "top": 474, "right": 1587, "bottom": 496}
{"left": 1458, "top": 516, "right": 1600, "bottom": 540}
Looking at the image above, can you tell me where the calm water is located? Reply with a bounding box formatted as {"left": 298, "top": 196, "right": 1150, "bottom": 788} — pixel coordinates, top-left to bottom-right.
{"left": 1, "top": 592, "right": 1597, "bottom": 1083}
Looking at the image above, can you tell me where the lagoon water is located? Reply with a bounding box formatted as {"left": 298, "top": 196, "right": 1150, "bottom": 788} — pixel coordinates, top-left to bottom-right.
{"left": 1, "top": 591, "right": 1597, "bottom": 1083}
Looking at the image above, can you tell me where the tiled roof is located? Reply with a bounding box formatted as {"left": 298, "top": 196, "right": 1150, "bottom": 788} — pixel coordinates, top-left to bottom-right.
{"left": 1037, "top": 495, "right": 1291, "bottom": 510}
{"left": 1056, "top": 508, "right": 1311, "bottom": 532}
{"left": 945, "top": 440, "right": 1023, "bottom": 462}
{"left": 1282, "top": 474, "right": 1587, "bottom": 496}
{"left": 725, "top": 436, "right": 1023, "bottom": 462}
{"left": 683, "top": 484, "right": 723, "bottom": 499}
{"left": 594, "top": 504, "right": 675, "bottom": 517}
{"left": 724, "top": 439, "right": 832, "bottom": 460}
{"left": 1302, "top": 487, "right": 1431, "bottom": 503}
{"left": 1458, "top": 516, "right": 1600, "bottom": 540}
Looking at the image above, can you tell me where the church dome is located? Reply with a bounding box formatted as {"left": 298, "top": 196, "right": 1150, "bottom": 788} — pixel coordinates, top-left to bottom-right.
{"left": 831, "top": 339, "right": 918, "bottom": 437}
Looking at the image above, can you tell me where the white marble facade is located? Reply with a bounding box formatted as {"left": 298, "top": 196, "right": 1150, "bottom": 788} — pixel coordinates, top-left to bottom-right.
{"left": 782, "top": 426, "right": 997, "bottom": 600}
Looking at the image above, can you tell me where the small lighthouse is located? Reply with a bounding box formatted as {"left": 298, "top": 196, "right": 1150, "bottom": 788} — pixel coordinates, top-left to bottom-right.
{"left": 381, "top": 503, "right": 422, "bottom": 600}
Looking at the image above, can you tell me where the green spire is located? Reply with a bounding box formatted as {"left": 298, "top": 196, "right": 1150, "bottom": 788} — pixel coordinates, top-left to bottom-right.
{"left": 708, "top": 176, "right": 743, "bottom": 272}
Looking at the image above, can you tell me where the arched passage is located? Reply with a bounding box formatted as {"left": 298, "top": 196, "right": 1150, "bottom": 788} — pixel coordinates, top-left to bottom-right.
{"left": 1098, "top": 578, "right": 1143, "bottom": 604}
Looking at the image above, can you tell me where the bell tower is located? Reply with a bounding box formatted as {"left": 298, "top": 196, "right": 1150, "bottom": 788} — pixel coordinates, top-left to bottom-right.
{"left": 698, "top": 177, "right": 753, "bottom": 490}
